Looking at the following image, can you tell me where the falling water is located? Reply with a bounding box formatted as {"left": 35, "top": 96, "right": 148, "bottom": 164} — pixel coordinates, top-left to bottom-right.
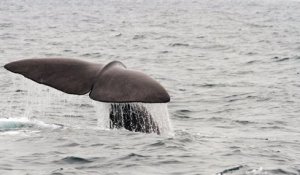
{"left": 1, "top": 73, "right": 95, "bottom": 129}
{"left": 143, "top": 103, "right": 173, "bottom": 135}
{"left": 93, "top": 102, "right": 173, "bottom": 135}
{"left": 93, "top": 101, "right": 110, "bottom": 129}
{"left": 2, "top": 73, "right": 172, "bottom": 135}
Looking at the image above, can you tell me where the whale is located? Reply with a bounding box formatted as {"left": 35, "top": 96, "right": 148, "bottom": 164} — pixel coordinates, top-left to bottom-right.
{"left": 4, "top": 58, "right": 170, "bottom": 134}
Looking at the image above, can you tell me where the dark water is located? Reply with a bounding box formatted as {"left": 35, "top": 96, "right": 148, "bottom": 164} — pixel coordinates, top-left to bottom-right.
{"left": 1, "top": 0, "right": 300, "bottom": 174}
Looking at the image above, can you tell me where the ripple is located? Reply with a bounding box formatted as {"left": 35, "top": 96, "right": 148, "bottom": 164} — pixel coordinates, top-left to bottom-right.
{"left": 173, "top": 109, "right": 192, "bottom": 119}
{"left": 216, "top": 165, "right": 244, "bottom": 175}
{"left": 15, "top": 89, "right": 26, "bottom": 92}
{"left": 159, "top": 50, "right": 170, "bottom": 54}
{"left": 233, "top": 120, "right": 256, "bottom": 125}
{"left": 80, "top": 53, "right": 102, "bottom": 58}
{"left": 266, "top": 168, "right": 297, "bottom": 175}
{"left": 90, "top": 143, "right": 105, "bottom": 147}
{"left": 114, "top": 33, "right": 122, "bottom": 37}
{"left": 58, "top": 143, "right": 80, "bottom": 147}
{"left": 246, "top": 60, "right": 262, "bottom": 64}
{"left": 56, "top": 156, "right": 93, "bottom": 164}
{"left": 133, "top": 35, "right": 145, "bottom": 40}
{"left": 196, "top": 83, "right": 227, "bottom": 88}
{"left": 169, "top": 43, "right": 189, "bottom": 47}
{"left": 272, "top": 57, "right": 290, "bottom": 62}
{"left": 157, "top": 159, "right": 182, "bottom": 164}
{"left": 79, "top": 104, "right": 94, "bottom": 108}
{"left": 148, "top": 140, "right": 166, "bottom": 147}
{"left": 207, "top": 117, "right": 227, "bottom": 121}
{"left": 260, "top": 126, "right": 285, "bottom": 130}
{"left": 0, "top": 34, "right": 16, "bottom": 40}
{"left": 0, "top": 23, "right": 13, "bottom": 28}
{"left": 119, "top": 153, "right": 150, "bottom": 161}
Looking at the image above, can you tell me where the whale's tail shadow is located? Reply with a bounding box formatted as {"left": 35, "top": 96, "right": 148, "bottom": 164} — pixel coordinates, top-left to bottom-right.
{"left": 4, "top": 58, "right": 170, "bottom": 134}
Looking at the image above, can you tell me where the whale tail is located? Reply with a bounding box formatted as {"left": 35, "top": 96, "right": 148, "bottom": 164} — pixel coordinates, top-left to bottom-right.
{"left": 4, "top": 58, "right": 170, "bottom": 103}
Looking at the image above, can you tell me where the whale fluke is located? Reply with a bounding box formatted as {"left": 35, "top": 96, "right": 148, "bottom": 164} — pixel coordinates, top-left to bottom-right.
{"left": 4, "top": 58, "right": 170, "bottom": 103}
{"left": 4, "top": 58, "right": 170, "bottom": 134}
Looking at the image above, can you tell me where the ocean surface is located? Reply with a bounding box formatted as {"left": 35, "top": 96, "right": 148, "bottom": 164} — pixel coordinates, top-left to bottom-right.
{"left": 0, "top": 0, "right": 300, "bottom": 174}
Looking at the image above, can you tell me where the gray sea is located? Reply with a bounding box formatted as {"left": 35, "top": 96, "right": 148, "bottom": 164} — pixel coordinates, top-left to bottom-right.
{"left": 0, "top": 0, "right": 300, "bottom": 174}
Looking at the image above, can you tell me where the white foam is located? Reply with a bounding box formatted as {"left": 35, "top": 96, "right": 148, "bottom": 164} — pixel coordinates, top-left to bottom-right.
{"left": 0, "top": 117, "right": 62, "bottom": 131}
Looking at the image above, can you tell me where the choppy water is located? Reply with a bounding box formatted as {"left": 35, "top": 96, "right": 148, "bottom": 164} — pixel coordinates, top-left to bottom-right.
{"left": 1, "top": 0, "right": 300, "bottom": 174}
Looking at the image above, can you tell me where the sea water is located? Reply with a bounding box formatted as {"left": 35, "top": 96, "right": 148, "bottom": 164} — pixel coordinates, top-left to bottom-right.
{"left": 0, "top": 0, "right": 300, "bottom": 174}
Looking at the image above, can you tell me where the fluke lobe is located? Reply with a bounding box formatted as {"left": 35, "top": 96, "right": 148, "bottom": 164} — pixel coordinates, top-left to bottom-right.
{"left": 4, "top": 58, "right": 170, "bottom": 134}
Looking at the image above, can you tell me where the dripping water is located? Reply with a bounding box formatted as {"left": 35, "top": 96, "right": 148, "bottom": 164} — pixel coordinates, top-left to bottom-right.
{"left": 93, "top": 101, "right": 110, "bottom": 129}
{"left": 2, "top": 73, "right": 173, "bottom": 135}
{"left": 94, "top": 102, "right": 173, "bottom": 135}
{"left": 1, "top": 74, "right": 95, "bottom": 128}
{"left": 144, "top": 103, "right": 173, "bottom": 135}
{"left": 110, "top": 103, "right": 160, "bottom": 134}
